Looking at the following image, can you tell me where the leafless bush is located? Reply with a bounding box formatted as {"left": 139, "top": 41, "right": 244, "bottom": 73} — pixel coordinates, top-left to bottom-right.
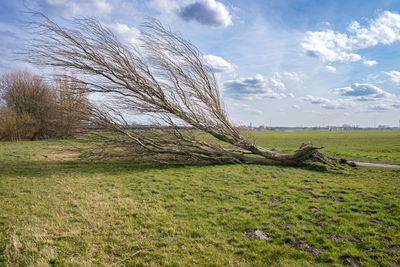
{"left": 0, "top": 70, "right": 89, "bottom": 140}
{"left": 0, "top": 108, "right": 36, "bottom": 141}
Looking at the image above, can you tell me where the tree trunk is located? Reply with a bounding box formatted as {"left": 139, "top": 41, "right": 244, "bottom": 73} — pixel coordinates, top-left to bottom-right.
{"left": 220, "top": 143, "right": 338, "bottom": 167}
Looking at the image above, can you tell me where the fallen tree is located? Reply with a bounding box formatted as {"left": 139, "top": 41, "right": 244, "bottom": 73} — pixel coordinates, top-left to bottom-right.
{"left": 26, "top": 13, "right": 348, "bottom": 168}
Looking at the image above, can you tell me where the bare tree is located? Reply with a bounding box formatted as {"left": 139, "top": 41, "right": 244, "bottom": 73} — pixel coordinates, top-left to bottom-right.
{"left": 25, "top": 13, "right": 346, "bottom": 167}
{"left": 53, "top": 73, "right": 90, "bottom": 138}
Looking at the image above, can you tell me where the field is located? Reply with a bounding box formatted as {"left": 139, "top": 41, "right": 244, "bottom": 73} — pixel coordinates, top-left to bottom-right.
{"left": 0, "top": 130, "right": 399, "bottom": 266}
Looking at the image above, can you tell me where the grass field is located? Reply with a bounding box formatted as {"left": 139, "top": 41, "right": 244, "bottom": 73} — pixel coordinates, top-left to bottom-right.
{"left": 252, "top": 130, "right": 400, "bottom": 165}
{"left": 0, "top": 130, "right": 399, "bottom": 266}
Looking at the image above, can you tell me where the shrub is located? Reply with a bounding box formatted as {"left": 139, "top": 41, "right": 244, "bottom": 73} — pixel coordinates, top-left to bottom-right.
{"left": 0, "top": 108, "right": 36, "bottom": 141}
{"left": 0, "top": 71, "right": 89, "bottom": 141}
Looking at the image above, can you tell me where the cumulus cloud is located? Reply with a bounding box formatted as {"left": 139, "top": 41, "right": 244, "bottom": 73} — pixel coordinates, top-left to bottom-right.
{"left": 385, "top": 70, "right": 400, "bottom": 84}
{"left": 269, "top": 74, "right": 286, "bottom": 91}
{"left": 44, "top": 0, "right": 112, "bottom": 16}
{"left": 203, "top": 54, "right": 235, "bottom": 73}
{"left": 178, "top": 0, "right": 232, "bottom": 27}
{"left": 301, "top": 82, "right": 400, "bottom": 112}
{"left": 269, "top": 72, "right": 301, "bottom": 90}
{"left": 334, "top": 83, "right": 391, "bottom": 99}
{"left": 224, "top": 74, "right": 288, "bottom": 100}
{"left": 301, "top": 96, "right": 353, "bottom": 110}
{"left": 367, "top": 104, "right": 391, "bottom": 111}
{"left": 325, "top": 65, "right": 336, "bottom": 72}
{"left": 106, "top": 23, "right": 141, "bottom": 45}
{"left": 282, "top": 72, "right": 300, "bottom": 81}
{"left": 302, "top": 30, "right": 361, "bottom": 62}
{"left": 363, "top": 60, "right": 378, "bottom": 66}
{"left": 302, "top": 11, "right": 400, "bottom": 62}
{"left": 300, "top": 95, "right": 330, "bottom": 105}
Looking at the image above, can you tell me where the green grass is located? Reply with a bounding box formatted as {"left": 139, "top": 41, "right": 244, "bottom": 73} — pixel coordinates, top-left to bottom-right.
{"left": 252, "top": 130, "right": 400, "bottom": 164}
{"left": 0, "top": 131, "right": 399, "bottom": 266}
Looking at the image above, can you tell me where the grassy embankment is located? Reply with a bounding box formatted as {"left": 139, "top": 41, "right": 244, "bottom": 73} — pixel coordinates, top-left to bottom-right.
{"left": 0, "top": 130, "right": 399, "bottom": 266}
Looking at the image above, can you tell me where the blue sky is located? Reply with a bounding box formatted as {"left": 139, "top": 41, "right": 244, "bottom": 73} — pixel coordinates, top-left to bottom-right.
{"left": 1, "top": 0, "right": 400, "bottom": 127}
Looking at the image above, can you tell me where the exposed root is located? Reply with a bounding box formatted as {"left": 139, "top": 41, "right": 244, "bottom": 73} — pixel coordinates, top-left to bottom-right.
{"left": 290, "top": 143, "right": 355, "bottom": 170}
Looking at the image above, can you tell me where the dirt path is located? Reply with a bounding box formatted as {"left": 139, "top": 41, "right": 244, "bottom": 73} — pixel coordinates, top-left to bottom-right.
{"left": 353, "top": 161, "right": 400, "bottom": 169}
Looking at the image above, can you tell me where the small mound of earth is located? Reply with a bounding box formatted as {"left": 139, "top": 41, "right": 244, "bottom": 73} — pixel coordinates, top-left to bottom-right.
{"left": 370, "top": 219, "right": 384, "bottom": 225}
{"left": 387, "top": 245, "right": 400, "bottom": 252}
{"left": 326, "top": 234, "right": 339, "bottom": 242}
{"left": 342, "top": 257, "right": 359, "bottom": 266}
{"left": 310, "top": 221, "right": 324, "bottom": 227}
{"left": 310, "top": 207, "right": 320, "bottom": 213}
{"left": 291, "top": 242, "right": 321, "bottom": 258}
{"left": 269, "top": 198, "right": 282, "bottom": 203}
{"left": 244, "top": 230, "right": 270, "bottom": 241}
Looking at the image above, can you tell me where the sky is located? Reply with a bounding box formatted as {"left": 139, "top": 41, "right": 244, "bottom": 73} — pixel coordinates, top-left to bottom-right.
{"left": 1, "top": 0, "right": 400, "bottom": 127}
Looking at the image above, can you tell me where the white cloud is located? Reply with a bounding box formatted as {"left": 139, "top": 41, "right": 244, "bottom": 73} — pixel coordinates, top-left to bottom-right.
{"left": 302, "top": 11, "right": 400, "bottom": 62}
{"left": 224, "top": 74, "right": 289, "bottom": 100}
{"left": 301, "top": 95, "right": 354, "bottom": 110}
{"left": 301, "top": 95, "right": 330, "bottom": 104}
{"left": 268, "top": 72, "right": 301, "bottom": 91}
{"left": 44, "top": 0, "right": 112, "bottom": 16}
{"left": 282, "top": 71, "right": 300, "bottom": 81}
{"left": 203, "top": 54, "right": 235, "bottom": 73}
{"left": 302, "top": 30, "right": 361, "bottom": 62}
{"left": 325, "top": 65, "right": 336, "bottom": 72}
{"left": 106, "top": 23, "right": 141, "bottom": 45}
{"left": 367, "top": 104, "right": 391, "bottom": 111}
{"left": 231, "top": 103, "right": 263, "bottom": 115}
{"left": 147, "top": 0, "right": 180, "bottom": 16}
{"left": 363, "top": 60, "right": 378, "bottom": 66}
{"left": 178, "top": 0, "right": 232, "bottom": 27}
{"left": 385, "top": 70, "right": 400, "bottom": 84}
{"left": 269, "top": 73, "right": 286, "bottom": 91}
{"left": 321, "top": 103, "right": 347, "bottom": 110}
{"left": 334, "top": 83, "right": 391, "bottom": 99}
{"left": 300, "top": 82, "right": 400, "bottom": 112}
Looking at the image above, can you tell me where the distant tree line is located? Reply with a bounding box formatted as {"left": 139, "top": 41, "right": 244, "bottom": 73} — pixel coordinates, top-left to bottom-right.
{"left": 0, "top": 70, "right": 89, "bottom": 141}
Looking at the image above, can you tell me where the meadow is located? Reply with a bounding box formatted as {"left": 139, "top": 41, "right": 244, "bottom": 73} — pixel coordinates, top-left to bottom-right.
{"left": 0, "top": 130, "right": 399, "bottom": 266}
